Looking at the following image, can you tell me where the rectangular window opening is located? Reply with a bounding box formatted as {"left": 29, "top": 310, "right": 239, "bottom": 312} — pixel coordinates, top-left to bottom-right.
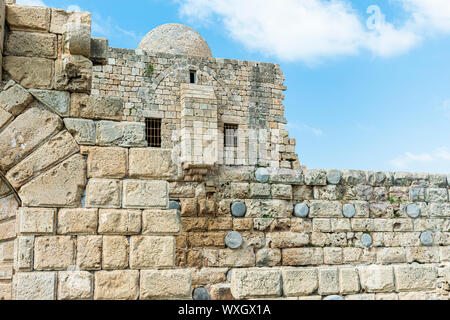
{"left": 224, "top": 123, "right": 239, "bottom": 148}
{"left": 145, "top": 118, "right": 162, "bottom": 148}
{"left": 190, "top": 70, "right": 197, "bottom": 84}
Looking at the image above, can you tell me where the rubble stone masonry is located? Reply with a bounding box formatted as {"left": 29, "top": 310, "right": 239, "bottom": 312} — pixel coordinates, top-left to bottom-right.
{"left": 0, "top": 0, "right": 448, "bottom": 300}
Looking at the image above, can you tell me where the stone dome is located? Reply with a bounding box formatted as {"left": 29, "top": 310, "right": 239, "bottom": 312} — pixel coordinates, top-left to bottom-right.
{"left": 138, "top": 23, "right": 213, "bottom": 58}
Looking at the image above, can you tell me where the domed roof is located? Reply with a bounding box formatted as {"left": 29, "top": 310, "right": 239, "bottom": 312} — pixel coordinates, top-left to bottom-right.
{"left": 138, "top": 23, "right": 213, "bottom": 58}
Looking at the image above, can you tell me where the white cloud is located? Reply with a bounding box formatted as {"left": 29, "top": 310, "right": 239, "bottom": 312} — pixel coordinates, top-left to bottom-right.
{"left": 177, "top": 0, "right": 450, "bottom": 63}
{"left": 16, "top": 0, "right": 46, "bottom": 6}
{"left": 67, "top": 5, "right": 82, "bottom": 12}
{"left": 389, "top": 147, "right": 450, "bottom": 172}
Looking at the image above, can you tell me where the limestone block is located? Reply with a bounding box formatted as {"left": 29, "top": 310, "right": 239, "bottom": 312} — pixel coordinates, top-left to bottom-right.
{"left": 0, "top": 107, "right": 62, "bottom": 172}
{"left": 318, "top": 267, "right": 339, "bottom": 295}
{"left": 377, "top": 248, "right": 407, "bottom": 263}
{"left": 18, "top": 208, "right": 55, "bottom": 235}
{"left": 123, "top": 180, "right": 168, "bottom": 209}
{"left": 3, "top": 56, "right": 54, "bottom": 89}
{"left": 303, "top": 169, "right": 327, "bottom": 186}
{"left": 15, "top": 272, "right": 56, "bottom": 300}
{"left": 425, "top": 188, "right": 448, "bottom": 202}
{"left": 271, "top": 184, "right": 292, "bottom": 200}
{"left": 86, "top": 147, "right": 127, "bottom": 178}
{"left": 246, "top": 199, "right": 292, "bottom": 218}
{"left": 77, "top": 236, "right": 102, "bottom": 270}
{"left": 231, "top": 268, "right": 282, "bottom": 299}
{"left": 70, "top": 93, "right": 124, "bottom": 121}
{"left": 6, "top": 130, "right": 79, "bottom": 189}
{"left": 269, "top": 168, "right": 303, "bottom": 185}
{"left": 169, "top": 182, "right": 195, "bottom": 198}
{"left": 85, "top": 179, "right": 122, "bottom": 208}
{"left": 429, "top": 202, "right": 450, "bottom": 217}
{"left": 96, "top": 121, "right": 146, "bottom": 147}
{"left": 0, "top": 179, "right": 12, "bottom": 198}
{"left": 359, "top": 266, "right": 395, "bottom": 293}
{"left": 0, "top": 240, "right": 14, "bottom": 263}
{"left": 203, "top": 248, "right": 255, "bottom": 267}
{"left": 309, "top": 200, "right": 343, "bottom": 218}
{"left": 282, "top": 268, "right": 318, "bottom": 297}
{"left": 0, "top": 82, "right": 33, "bottom": 116}
{"left": 102, "top": 236, "right": 129, "bottom": 270}
{"left": 267, "top": 232, "right": 309, "bottom": 248}
{"left": 0, "top": 219, "right": 16, "bottom": 241}
{"left": 58, "top": 209, "right": 98, "bottom": 235}
{"left": 0, "top": 283, "right": 11, "bottom": 300}
{"left": 394, "top": 265, "right": 437, "bottom": 291}
{"left": 250, "top": 183, "right": 271, "bottom": 198}
{"left": 0, "top": 108, "right": 13, "bottom": 130}
{"left": 90, "top": 37, "right": 108, "bottom": 64}
{"left": 345, "top": 294, "right": 376, "bottom": 300}
{"left": 256, "top": 248, "right": 281, "bottom": 267}
{"left": 129, "top": 236, "right": 175, "bottom": 268}
{"left": 142, "top": 210, "right": 181, "bottom": 235}
{"left": 34, "top": 236, "right": 75, "bottom": 270}
{"left": 0, "top": 194, "right": 19, "bottom": 221}
{"left": 58, "top": 271, "right": 92, "bottom": 300}
{"left": 5, "top": 31, "right": 57, "bottom": 58}
{"left": 28, "top": 89, "right": 70, "bottom": 117}
{"left": 64, "top": 22, "right": 91, "bottom": 57}
{"left": 15, "top": 236, "right": 34, "bottom": 271}
{"left": 55, "top": 54, "right": 92, "bottom": 93}
{"left": 324, "top": 247, "right": 343, "bottom": 265}
{"left": 342, "top": 170, "right": 366, "bottom": 185}
{"left": 98, "top": 209, "right": 141, "bottom": 235}
{"left": 64, "top": 118, "right": 95, "bottom": 145}
{"left": 281, "top": 248, "right": 323, "bottom": 266}
{"left": 50, "top": 9, "right": 91, "bottom": 34}
{"left": 339, "top": 267, "right": 360, "bottom": 294}
{"left": 140, "top": 270, "right": 191, "bottom": 300}
{"left": 406, "top": 247, "right": 439, "bottom": 263}
{"left": 129, "top": 148, "right": 176, "bottom": 179}
{"left": 94, "top": 270, "right": 139, "bottom": 300}
{"left": 19, "top": 154, "right": 86, "bottom": 208}
{"left": 6, "top": 5, "right": 50, "bottom": 32}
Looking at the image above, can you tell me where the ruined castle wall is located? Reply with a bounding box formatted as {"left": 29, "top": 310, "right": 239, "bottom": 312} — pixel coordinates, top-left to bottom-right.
{"left": 0, "top": 2, "right": 448, "bottom": 300}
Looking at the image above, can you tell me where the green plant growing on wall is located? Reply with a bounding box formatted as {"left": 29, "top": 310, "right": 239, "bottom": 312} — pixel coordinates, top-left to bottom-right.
{"left": 145, "top": 64, "right": 154, "bottom": 77}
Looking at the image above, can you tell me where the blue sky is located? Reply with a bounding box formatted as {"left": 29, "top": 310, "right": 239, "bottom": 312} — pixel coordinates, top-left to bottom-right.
{"left": 18, "top": 0, "right": 450, "bottom": 173}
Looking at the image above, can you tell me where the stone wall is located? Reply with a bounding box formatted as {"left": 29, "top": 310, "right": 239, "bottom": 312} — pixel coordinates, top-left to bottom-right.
{"left": 0, "top": 1, "right": 449, "bottom": 300}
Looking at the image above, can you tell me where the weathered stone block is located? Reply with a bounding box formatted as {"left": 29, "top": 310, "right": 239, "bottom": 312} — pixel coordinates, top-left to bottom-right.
{"left": 96, "top": 121, "right": 146, "bottom": 147}
{"left": 282, "top": 248, "right": 323, "bottom": 266}
{"left": 130, "top": 236, "right": 175, "bottom": 268}
{"left": 0, "top": 107, "right": 63, "bottom": 172}
{"left": 256, "top": 248, "right": 281, "bottom": 267}
{"left": 64, "top": 22, "right": 91, "bottom": 57}
{"left": 102, "top": 236, "right": 129, "bottom": 270}
{"left": 6, "top": 5, "right": 50, "bottom": 32}
{"left": 3, "top": 56, "right": 54, "bottom": 89}
{"left": 123, "top": 180, "right": 168, "bottom": 209}
{"left": 34, "top": 236, "right": 75, "bottom": 270}
{"left": 231, "top": 268, "right": 281, "bottom": 299}
{"left": 359, "top": 266, "right": 395, "bottom": 293}
{"left": 90, "top": 37, "right": 108, "bottom": 64}
{"left": 85, "top": 179, "right": 122, "bottom": 208}
{"left": 77, "top": 236, "right": 102, "bottom": 270}
{"left": 86, "top": 147, "right": 127, "bottom": 178}
{"left": 6, "top": 130, "right": 79, "bottom": 188}
{"left": 15, "top": 272, "right": 56, "bottom": 300}
{"left": 70, "top": 93, "right": 124, "bottom": 121}
{"left": 377, "top": 248, "right": 407, "bottom": 263}
{"left": 58, "top": 209, "right": 98, "bottom": 235}
{"left": 129, "top": 148, "right": 176, "bottom": 179}
{"left": 282, "top": 268, "right": 318, "bottom": 296}
{"left": 303, "top": 169, "right": 327, "bottom": 186}
{"left": 267, "top": 232, "right": 309, "bottom": 248}
{"left": 309, "top": 200, "right": 343, "bottom": 217}
{"left": 5, "top": 31, "right": 56, "bottom": 58}
{"left": 425, "top": 188, "right": 448, "bottom": 202}
{"left": 19, "top": 154, "right": 86, "bottom": 208}
{"left": 98, "top": 209, "right": 141, "bottom": 235}
{"left": 340, "top": 267, "right": 360, "bottom": 294}
{"left": 188, "top": 232, "right": 225, "bottom": 247}
{"left": 318, "top": 267, "right": 339, "bottom": 295}
{"left": 394, "top": 265, "right": 437, "bottom": 291}
{"left": 18, "top": 208, "right": 55, "bottom": 235}
{"left": 0, "top": 219, "right": 16, "bottom": 241}
{"left": 28, "top": 89, "right": 70, "bottom": 117}
{"left": 15, "top": 236, "right": 34, "bottom": 271}
{"left": 0, "top": 194, "right": 18, "bottom": 222}
{"left": 250, "top": 183, "right": 271, "bottom": 198}
{"left": 324, "top": 247, "right": 343, "bottom": 265}
{"left": 0, "top": 283, "right": 11, "bottom": 300}
{"left": 58, "top": 271, "right": 92, "bottom": 300}
{"left": 55, "top": 54, "right": 92, "bottom": 93}
{"left": 50, "top": 9, "right": 91, "bottom": 34}
{"left": 94, "top": 270, "right": 139, "bottom": 300}
{"left": 140, "top": 270, "right": 191, "bottom": 300}
{"left": 0, "top": 82, "right": 33, "bottom": 116}
{"left": 64, "top": 118, "right": 96, "bottom": 145}
{"left": 142, "top": 210, "right": 181, "bottom": 235}
{"left": 271, "top": 184, "right": 292, "bottom": 200}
